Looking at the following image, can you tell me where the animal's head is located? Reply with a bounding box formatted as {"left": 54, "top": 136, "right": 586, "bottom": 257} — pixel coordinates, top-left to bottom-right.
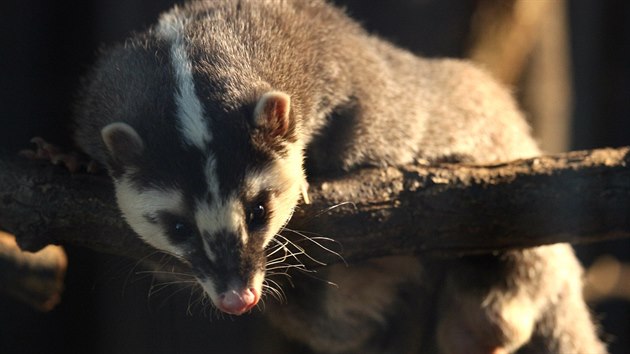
{"left": 101, "top": 91, "right": 305, "bottom": 315}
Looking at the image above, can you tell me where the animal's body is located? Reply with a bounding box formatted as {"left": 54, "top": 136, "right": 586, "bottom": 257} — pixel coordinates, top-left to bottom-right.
{"left": 72, "top": 0, "right": 606, "bottom": 353}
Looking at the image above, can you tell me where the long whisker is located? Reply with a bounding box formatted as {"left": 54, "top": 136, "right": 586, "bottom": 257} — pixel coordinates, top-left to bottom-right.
{"left": 148, "top": 281, "right": 198, "bottom": 312}
{"left": 123, "top": 250, "right": 165, "bottom": 294}
{"left": 266, "top": 240, "right": 291, "bottom": 258}
{"left": 266, "top": 248, "right": 310, "bottom": 266}
{"left": 149, "top": 280, "right": 198, "bottom": 288}
{"left": 268, "top": 240, "right": 310, "bottom": 270}
{"left": 266, "top": 270, "right": 293, "bottom": 279}
{"left": 262, "top": 283, "right": 284, "bottom": 303}
{"left": 300, "top": 201, "right": 357, "bottom": 221}
{"left": 148, "top": 279, "right": 197, "bottom": 297}
{"left": 186, "top": 286, "right": 202, "bottom": 316}
{"left": 187, "top": 286, "right": 211, "bottom": 317}
{"left": 282, "top": 228, "right": 347, "bottom": 266}
{"left": 275, "top": 234, "right": 327, "bottom": 266}
{"left": 263, "top": 278, "right": 287, "bottom": 302}
{"left": 266, "top": 264, "right": 308, "bottom": 271}
{"left": 135, "top": 270, "right": 196, "bottom": 278}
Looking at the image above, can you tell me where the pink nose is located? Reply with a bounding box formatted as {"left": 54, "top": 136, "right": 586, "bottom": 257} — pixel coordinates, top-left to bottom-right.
{"left": 217, "top": 288, "right": 259, "bottom": 315}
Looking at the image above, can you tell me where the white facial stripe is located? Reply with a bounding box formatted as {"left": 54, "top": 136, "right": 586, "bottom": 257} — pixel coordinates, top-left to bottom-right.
{"left": 204, "top": 154, "right": 220, "bottom": 199}
{"left": 195, "top": 195, "right": 243, "bottom": 240}
{"left": 157, "top": 11, "right": 211, "bottom": 150}
{"left": 115, "top": 178, "right": 185, "bottom": 252}
{"left": 202, "top": 239, "right": 218, "bottom": 263}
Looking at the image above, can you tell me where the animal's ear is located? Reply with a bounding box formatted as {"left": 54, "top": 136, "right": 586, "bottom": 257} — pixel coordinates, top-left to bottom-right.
{"left": 101, "top": 122, "right": 144, "bottom": 169}
{"left": 253, "top": 91, "right": 293, "bottom": 139}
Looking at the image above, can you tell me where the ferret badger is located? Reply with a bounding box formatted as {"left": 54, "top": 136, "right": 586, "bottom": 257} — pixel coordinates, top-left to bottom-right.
{"left": 74, "top": 0, "right": 606, "bottom": 353}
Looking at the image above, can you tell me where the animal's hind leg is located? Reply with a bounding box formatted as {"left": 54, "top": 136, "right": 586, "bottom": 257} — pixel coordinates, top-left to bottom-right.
{"left": 516, "top": 262, "right": 607, "bottom": 353}
{"left": 436, "top": 283, "right": 537, "bottom": 354}
{"left": 436, "top": 245, "right": 607, "bottom": 354}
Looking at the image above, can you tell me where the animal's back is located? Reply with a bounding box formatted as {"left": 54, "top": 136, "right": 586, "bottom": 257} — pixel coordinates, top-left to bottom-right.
{"left": 75, "top": 0, "right": 537, "bottom": 170}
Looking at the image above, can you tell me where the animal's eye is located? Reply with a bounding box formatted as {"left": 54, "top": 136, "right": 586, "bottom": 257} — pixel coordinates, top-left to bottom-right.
{"left": 246, "top": 191, "right": 271, "bottom": 231}
{"left": 169, "top": 220, "right": 194, "bottom": 243}
{"left": 246, "top": 204, "right": 266, "bottom": 230}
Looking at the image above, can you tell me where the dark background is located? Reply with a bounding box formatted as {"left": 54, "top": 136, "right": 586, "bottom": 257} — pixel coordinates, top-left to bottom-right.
{"left": 1, "top": 1, "right": 629, "bottom": 353}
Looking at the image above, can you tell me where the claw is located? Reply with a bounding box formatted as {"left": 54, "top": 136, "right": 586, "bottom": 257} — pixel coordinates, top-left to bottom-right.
{"left": 19, "top": 137, "right": 97, "bottom": 174}
{"left": 31, "top": 137, "right": 61, "bottom": 159}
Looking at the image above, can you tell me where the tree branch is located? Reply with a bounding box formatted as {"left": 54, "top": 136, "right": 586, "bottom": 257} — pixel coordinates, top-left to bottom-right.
{"left": 1, "top": 147, "right": 629, "bottom": 268}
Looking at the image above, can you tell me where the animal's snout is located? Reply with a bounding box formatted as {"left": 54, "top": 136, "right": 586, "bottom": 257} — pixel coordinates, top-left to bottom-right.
{"left": 217, "top": 287, "right": 259, "bottom": 315}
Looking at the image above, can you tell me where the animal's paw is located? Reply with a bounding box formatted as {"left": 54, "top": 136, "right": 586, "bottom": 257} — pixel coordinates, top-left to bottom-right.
{"left": 19, "top": 137, "right": 98, "bottom": 173}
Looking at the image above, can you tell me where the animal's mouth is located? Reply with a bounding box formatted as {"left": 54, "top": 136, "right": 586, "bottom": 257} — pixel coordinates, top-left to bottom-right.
{"left": 216, "top": 287, "right": 260, "bottom": 315}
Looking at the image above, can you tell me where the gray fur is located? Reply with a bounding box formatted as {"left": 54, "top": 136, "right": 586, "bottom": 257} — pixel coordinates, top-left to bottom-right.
{"left": 73, "top": 0, "right": 606, "bottom": 353}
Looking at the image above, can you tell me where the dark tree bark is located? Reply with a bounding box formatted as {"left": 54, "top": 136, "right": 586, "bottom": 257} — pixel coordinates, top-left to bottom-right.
{"left": 1, "top": 147, "right": 629, "bottom": 268}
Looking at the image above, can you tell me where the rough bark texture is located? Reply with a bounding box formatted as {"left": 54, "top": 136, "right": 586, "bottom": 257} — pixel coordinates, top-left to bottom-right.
{"left": 1, "top": 147, "right": 629, "bottom": 267}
